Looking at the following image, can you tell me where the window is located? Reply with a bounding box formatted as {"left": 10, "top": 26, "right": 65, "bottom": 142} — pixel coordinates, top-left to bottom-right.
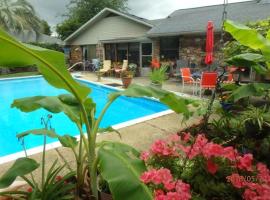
{"left": 160, "top": 37, "right": 179, "bottom": 60}
{"left": 141, "top": 43, "right": 152, "bottom": 68}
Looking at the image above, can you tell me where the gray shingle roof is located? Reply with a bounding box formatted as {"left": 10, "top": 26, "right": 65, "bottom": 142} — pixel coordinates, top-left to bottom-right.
{"left": 147, "top": 0, "right": 270, "bottom": 36}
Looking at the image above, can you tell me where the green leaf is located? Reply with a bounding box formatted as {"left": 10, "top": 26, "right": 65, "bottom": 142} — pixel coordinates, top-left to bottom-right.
{"left": 98, "top": 142, "right": 152, "bottom": 200}
{"left": 17, "top": 128, "right": 57, "bottom": 139}
{"left": 267, "top": 29, "right": 270, "bottom": 41}
{"left": 224, "top": 20, "right": 270, "bottom": 61}
{"left": 0, "top": 158, "right": 39, "bottom": 188}
{"left": 98, "top": 127, "right": 122, "bottom": 138}
{"left": 58, "top": 135, "right": 78, "bottom": 149}
{"left": 229, "top": 83, "right": 270, "bottom": 102}
{"left": 226, "top": 53, "right": 268, "bottom": 74}
{"left": 0, "top": 29, "right": 90, "bottom": 101}
{"left": 11, "top": 95, "right": 94, "bottom": 124}
{"left": 109, "top": 84, "right": 196, "bottom": 119}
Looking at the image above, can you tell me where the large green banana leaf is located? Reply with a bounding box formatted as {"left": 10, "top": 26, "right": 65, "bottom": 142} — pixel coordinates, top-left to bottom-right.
{"left": 229, "top": 83, "right": 270, "bottom": 102}
{"left": 110, "top": 84, "right": 199, "bottom": 119}
{"left": 11, "top": 94, "right": 95, "bottom": 124}
{"left": 0, "top": 158, "right": 39, "bottom": 188}
{"left": 0, "top": 29, "right": 90, "bottom": 101}
{"left": 224, "top": 20, "right": 270, "bottom": 60}
{"left": 98, "top": 142, "right": 152, "bottom": 200}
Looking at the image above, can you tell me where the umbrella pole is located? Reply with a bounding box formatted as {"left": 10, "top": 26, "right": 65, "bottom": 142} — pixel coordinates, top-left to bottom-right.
{"left": 201, "top": 0, "right": 228, "bottom": 130}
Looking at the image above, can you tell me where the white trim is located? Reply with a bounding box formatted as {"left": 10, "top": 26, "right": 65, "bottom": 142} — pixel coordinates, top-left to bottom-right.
{"left": 0, "top": 75, "right": 42, "bottom": 81}
{"left": 0, "top": 76, "right": 174, "bottom": 164}
{"left": 64, "top": 8, "right": 153, "bottom": 43}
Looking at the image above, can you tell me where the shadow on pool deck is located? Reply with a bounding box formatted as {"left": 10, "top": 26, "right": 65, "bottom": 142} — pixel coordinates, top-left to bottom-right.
{"left": 0, "top": 72, "right": 202, "bottom": 184}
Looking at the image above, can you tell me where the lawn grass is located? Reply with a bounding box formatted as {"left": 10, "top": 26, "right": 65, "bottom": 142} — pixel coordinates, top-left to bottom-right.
{"left": 0, "top": 71, "right": 40, "bottom": 78}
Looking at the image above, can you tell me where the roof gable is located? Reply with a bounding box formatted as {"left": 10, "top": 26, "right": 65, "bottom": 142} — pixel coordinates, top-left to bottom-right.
{"left": 64, "top": 8, "right": 153, "bottom": 42}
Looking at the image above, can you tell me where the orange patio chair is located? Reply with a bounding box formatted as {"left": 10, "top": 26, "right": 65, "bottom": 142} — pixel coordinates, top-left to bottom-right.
{"left": 197, "top": 72, "right": 218, "bottom": 97}
{"left": 180, "top": 68, "right": 196, "bottom": 95}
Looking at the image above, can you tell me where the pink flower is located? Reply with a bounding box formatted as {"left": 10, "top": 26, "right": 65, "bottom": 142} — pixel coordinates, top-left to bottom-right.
{"left": 243, "top": 189, "right": 257, "bottom": 200}
{"left": 169, "top": 134, "right": 180, "bottom": 142}
{"left": 257, "top": 163, "right": 270, "bottom": 184}
{"left": 202, "top": 143, "right": 224, "bottom": 158}
{"left": 140, "top": 168, "right": 174, "bottom": 185}
{"left": 140, "top": 151, "right": 150, "bottom": 161}
{"left": 164, "top": 181, "right": 176, "bottom": 191}
{"left": 140, "top": 169, "right": 157, "bottom": 184}
{"left": 237, "top": 154, "right": 253, "bottom": 172}
{"left": 175, "top": 180, "right": 191, "bottom": 194}
{"left": 154, "top": 189, "right": 165, "bottom": 198}
{"left": 151, "top": 140, "right": 178, "bottom": 157}
{"left": 182, "top": 132, "right": 191, "bottom": 142}
{"left": 156, "top": 168, "right": 173, "bottom": 184}
{"left": 166, "top": 192, "right": 181, "bottom": 200}
{"left": 227, "top": 173, "right": 246, "bottom": 189}
{"left": 188, "top": 134, "right": 208, "bottom": 159}
{"left": 154, "top": 192, "right": 166, "bottom": 200}
{"left": 206, "top": 160, "right": 218, "bottom": 175}
{"left": 222, "top": 146, "right": 237, "bottom": 161}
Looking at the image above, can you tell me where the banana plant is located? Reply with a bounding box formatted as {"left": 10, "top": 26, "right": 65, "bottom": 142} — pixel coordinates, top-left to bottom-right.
{"left": 224, "top": 20, "right": 270, "bottom": 102}
{"left": 0, "top": 29, "right": 198, "bottom": 199}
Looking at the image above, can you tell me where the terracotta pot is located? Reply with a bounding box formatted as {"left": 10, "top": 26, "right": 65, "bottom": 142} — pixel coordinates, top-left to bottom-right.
{"left": 121, "top": 77, "right": 132, "bottom": 88}
{"left": 99, "top": 192, "right": 113, "bottom": 200}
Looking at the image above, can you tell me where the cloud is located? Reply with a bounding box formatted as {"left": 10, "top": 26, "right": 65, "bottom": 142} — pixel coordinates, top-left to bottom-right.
{"left": 28, "top": 0, "right": 70, "bottom": 28}
{"left": 28, "top": 0, "right": 250, "bottom": 28}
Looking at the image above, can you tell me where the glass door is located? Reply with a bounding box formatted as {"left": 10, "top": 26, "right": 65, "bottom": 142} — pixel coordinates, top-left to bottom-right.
{"left": 141, "top": 43, "right": 152, "bottom": 68}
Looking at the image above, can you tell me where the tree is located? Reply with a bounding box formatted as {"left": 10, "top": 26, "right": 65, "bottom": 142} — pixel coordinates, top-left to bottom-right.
{"left": 0, "top": 0, "right": 43, "bottom": 33}
{"left": 41, "top": 20, "right": 52, "bottom": 36}
{"left": 56, "top": 0, "right": 128, "bottom": 40}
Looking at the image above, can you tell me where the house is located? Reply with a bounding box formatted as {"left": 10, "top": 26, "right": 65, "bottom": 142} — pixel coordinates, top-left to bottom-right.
{"left": 64, "top": 0, "right": 270, "bottom": 76}
{"left": 10, "top": 30, "right": 63, "bottom": 44}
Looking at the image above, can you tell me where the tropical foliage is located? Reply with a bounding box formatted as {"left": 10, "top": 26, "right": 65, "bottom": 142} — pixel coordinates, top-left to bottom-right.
{"left": 149, "top": 65, "right": 168, "bottom": 85}
{"left": 56, "top": 0, "right": 128, "bottom": 39}
{"left": 0, "top": 29, "right": 198, "bottom": 199}
{"left": 0, "top": 0, "right": 43, "bottom": 33}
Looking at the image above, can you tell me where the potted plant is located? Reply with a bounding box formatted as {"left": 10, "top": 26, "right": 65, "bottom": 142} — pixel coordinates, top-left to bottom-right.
{"left": 149, "top": 65, "right": 168, "bottom": 88}
{"left": 121, "top": 63, "right": 137, "bottom": 88}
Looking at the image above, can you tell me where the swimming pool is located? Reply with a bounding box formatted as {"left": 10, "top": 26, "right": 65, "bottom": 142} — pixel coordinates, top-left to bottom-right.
{"left": 0, "top": 76, "right": 169, "bottom": 161}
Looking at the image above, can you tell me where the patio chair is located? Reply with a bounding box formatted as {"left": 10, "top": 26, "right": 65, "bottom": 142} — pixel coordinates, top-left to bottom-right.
{"left": 173, "top": 60, "right": 188, "bottom": 78}
{"left": 114, "top": 60, "right": 128, "bottom": 77}
{"left": 92, "top": 59, "right": 100, "bottom": 71}
{"left": 99, "top": 60, "right": 112, "bottom": 75}
{"left": 180, "top": 67, "right": 197, "bottom": 95}
{"left": 197, "top": 72, "right": 218, "bottom": 97}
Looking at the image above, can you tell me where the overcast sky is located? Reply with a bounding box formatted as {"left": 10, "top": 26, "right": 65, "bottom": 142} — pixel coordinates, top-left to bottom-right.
{"left": 28, "top": 0, "right": 251, "bottom": 31}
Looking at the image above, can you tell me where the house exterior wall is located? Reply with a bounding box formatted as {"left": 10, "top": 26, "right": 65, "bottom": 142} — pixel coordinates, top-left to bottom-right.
{"left": 67, "top": 16, "right": 151, "bottom": 45}
{"left": 179, "top": 34, "right": 222, "bottom": 67}
{"left": 152, "top": 38, "right": 160, "bottom": 61}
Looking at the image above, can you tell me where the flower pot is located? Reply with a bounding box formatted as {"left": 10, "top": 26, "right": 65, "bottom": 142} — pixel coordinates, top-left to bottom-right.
{"left": 99, "top": 192, "right": 113, "bottom": 200}
{"left": 121, "top": 77, "right": 132, "bottom": 88}
{"left": 150, "top": 82, "right": 162, "bottom": 89}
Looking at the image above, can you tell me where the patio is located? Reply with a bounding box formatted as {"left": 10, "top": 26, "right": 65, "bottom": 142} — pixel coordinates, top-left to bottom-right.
{"left": 79, "top": 71, "right": 197, "bottom": 96}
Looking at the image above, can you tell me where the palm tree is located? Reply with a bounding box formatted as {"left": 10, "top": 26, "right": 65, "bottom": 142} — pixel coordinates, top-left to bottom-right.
{"left": 0, "top": 0, "right": 42, "bottom": 33}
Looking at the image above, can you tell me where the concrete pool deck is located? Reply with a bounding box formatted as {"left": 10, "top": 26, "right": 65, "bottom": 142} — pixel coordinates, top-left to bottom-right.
{"left": 0, "top": 73, "right": 202, "bottom": 182}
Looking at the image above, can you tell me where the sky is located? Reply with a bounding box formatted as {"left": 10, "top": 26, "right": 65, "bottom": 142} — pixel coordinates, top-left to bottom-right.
{"left": 28, "top": 0, "right": 251, "bottom": 31}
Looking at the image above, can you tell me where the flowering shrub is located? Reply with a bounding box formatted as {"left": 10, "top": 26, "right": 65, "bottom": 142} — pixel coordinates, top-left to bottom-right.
{"left": 140, "top": 133, "right": 270, "bottom": 200}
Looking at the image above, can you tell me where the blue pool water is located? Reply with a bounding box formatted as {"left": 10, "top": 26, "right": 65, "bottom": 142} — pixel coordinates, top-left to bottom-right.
{"left": 0, "top": 77, "right": 168, "bottom": 157}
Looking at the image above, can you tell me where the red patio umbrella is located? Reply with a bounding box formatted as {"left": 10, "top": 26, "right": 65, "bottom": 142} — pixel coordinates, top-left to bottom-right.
{"left": 205, "top": 21, "right": 214, "bottom": 66}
